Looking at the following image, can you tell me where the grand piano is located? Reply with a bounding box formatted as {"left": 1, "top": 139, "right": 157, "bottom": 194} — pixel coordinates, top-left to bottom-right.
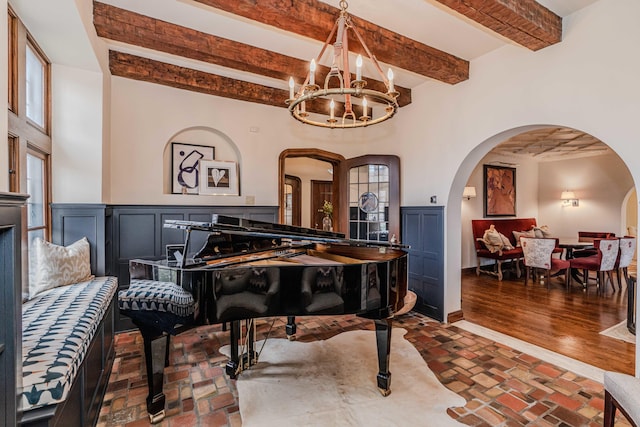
{"left": 120, "top": 215, "right": 408, "bottom": 423}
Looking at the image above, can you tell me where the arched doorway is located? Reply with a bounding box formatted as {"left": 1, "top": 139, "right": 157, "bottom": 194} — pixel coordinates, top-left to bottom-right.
{"left": 449, "top": 125, "right": 637, "bottom": 374}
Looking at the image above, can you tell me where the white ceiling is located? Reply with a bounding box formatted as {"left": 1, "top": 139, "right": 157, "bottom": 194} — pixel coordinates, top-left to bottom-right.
{"left": 11, "top": 0, "right": 606, "bottom": 160}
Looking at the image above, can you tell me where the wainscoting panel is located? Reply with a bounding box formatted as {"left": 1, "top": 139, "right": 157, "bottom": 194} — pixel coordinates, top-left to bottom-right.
{"left": 401, "top": 206, "right": 444, "bottom": 321}
{"left": 51, "top": 204, "right": 110, "bottom": 276}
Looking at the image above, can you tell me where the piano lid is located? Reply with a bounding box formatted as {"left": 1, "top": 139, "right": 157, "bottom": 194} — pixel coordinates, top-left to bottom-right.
{"left": 164, "top": 215, "right": 407, "bottom": 248}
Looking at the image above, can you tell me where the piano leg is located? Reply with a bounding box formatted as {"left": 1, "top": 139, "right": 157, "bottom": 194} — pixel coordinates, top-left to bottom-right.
{"left": 286, "top": 316, "right": 297, "bottom": 340}
{"left": 374, "top": 318, "right": 393, "bottom": 396}
{"left": 226, "top": 320, "right": 240, "bottom": 378}
{"left": 138, "top": 324, "right": 169, "bottom": 423}
{"left": 225, "top": 319, "right": 259, "bottom": 378}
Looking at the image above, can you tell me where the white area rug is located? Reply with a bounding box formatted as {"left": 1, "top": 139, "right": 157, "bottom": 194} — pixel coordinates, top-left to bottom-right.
{"left": 221, "top": 328, "right": 465, "bottom": 426}
{"left": 600, "top": 321, "right": 637, "bottom": 344}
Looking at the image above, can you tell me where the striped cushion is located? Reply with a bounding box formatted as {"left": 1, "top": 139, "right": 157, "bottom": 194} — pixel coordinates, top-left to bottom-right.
{"left": 21, "top": 276, "right": 117, "bottom": 411}
{"left": 118, "top": 279, "right": 195, "bottom": 318}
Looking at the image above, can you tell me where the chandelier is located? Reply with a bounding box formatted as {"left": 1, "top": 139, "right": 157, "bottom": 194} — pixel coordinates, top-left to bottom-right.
{"left": 286, "top": 1, "right": 399, "bottom": 129}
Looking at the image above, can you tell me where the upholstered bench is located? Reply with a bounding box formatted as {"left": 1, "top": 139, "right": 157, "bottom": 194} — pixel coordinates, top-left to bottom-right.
{"left": 20, "top": 276, "right": 117, "bottom": 426}
{"left": 118, "top": 279, "right": 196, "bottom": 333}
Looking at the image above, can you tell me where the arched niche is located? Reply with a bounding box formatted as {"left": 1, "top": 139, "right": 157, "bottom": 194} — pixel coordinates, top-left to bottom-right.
{"left": 163, "top": 126, "right": 241, "bottom": 195}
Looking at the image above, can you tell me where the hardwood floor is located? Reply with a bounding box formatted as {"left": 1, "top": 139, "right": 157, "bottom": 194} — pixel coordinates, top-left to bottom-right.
{"left": 461, "top": 267, "right": 635, "bottom": 375}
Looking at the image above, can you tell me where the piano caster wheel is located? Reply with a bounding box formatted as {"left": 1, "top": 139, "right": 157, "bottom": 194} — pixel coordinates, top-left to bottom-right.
{"left": 148, "top": 410, "right": 165, "bottom": 424}
{"left": 286, "top": 334, "right": 296, "bottom": 341}
{"left": 377, "top": 373, "right": 391, "bottom": 396}
{"left": 378, "top": 387, "right": 391, "bottom": 397}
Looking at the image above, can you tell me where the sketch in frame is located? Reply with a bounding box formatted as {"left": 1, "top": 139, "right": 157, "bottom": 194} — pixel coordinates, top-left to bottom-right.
{"left": 198, "top": 160, "right": 239, "bottom": 196}
{"left": 483, "top": 164, "right": 516, "bottom": 217}
{"left": 171, "top": 143, "right": 215, "bottom": 194}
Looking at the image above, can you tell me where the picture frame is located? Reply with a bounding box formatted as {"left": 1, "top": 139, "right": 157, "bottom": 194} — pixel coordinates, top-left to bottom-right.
{"left": 171, "top": 143, "right": 215, "bottom": 194}
{"left": 198, "top": 160, "right": 239, "bottom": 196}
{"left": 483, "top": 164, "right": 516, "bottom": 217}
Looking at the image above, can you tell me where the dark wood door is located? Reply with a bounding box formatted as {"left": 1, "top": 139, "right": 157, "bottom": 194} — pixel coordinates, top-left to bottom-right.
{"left": 311, "top": 180, "right": 333, "bottom": 229}
{"left": 284, "top": 175, "right": 301, "bottom": 226}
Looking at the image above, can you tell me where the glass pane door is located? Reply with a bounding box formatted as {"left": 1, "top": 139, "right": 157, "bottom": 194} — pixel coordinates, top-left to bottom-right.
{"left": 349, "top": 164, "right": 390, "bottom": 242}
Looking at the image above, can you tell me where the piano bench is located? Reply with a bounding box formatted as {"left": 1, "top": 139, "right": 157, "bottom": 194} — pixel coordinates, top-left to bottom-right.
{"left": 118, "top": 279, "right": 196, "bottom": 334}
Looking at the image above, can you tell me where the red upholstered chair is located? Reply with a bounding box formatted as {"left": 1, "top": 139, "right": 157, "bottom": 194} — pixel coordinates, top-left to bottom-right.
{"left": 520, "top": 237, "right": 570, "bottom": 290}
{"left": 569, "top": 238, "right": 619, "bottom": 294}
{"left": 614, "top": 237, "right": 636, "bottom": 291}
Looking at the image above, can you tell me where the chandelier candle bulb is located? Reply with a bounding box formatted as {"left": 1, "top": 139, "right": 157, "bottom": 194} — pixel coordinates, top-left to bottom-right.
{"left": 356, "top": 54, "right": 363, "bottom": 81}
{"left": 387, "top": 69, "right": 395, "bottom": 93}
{"left": 330, "top": 99, "right": 335, "bottom": 120}
{"left": 309, "top": 59, "right": 316, "bottom": 85}
{"left": 362, "top": 97, "right": 368, "bottom": 117}
{"left": 288, "top": 77, "right": 295, "bottom": 99}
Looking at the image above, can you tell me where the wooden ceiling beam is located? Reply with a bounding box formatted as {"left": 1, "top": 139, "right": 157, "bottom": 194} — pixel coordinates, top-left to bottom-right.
{"left": 193, "top": 0, "right": 469, "bottom": 84}
{"left": 94, "top": 2, "right": 411, "bottom": 106}
{"left": 432, "top": 0, "right": 562, "bottom": 51}
{"left": 108, "top": 51, "right": 379, "bottom": 118}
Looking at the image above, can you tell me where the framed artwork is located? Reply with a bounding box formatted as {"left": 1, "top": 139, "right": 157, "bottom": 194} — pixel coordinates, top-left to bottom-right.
{"left": 171, "top": 143, "right": 215, "bottom": 194}
{"left": 198, "top": 160, "right": 239, "bottom": 196}
{"left": 483, "top": 164, "right": 516, "bottom": 217}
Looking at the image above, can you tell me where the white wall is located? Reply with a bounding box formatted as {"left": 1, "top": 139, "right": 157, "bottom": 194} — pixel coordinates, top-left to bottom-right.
{"left": 51, "top": 65, "right": 105, "bottom": 203}
{"left": 460, "top": 154, "right": 539, "bottom": 269}
{"left": 538, "top": 154, "right": 633, "bottom": 238}
{"left": 109, "top": 77, "right": 376, "bottom": 206}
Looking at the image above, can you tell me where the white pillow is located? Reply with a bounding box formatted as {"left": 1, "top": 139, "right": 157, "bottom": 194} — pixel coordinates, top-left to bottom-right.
{"left": 513, "top": 229, "right": 536, "bottom": 247}
{"left": 29, "top": 237, "right": 93, "bottom": 299}
{"left": 482, "top": 225, "right": 505, "bottom": 254}
{"left": 532, "top": 225, "right": 553, "bottom": 238}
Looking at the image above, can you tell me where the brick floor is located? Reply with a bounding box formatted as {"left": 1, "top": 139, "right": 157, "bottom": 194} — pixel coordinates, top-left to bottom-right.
{"left": 97, "top": 312, "right": 632, "bottom": 426}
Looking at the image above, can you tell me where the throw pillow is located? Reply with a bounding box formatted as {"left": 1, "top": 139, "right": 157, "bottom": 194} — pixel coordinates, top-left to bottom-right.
{"left": 29, "top": 237, "right": 93, "bottom": 300}
{"left": 513, "top": 229, "right": 536, "bottom": 247}
{"left": 482, "top": 225, "right": 504, "bottom": 254}
{"left": 499, "top": 233, "right": 514, "bottom": 251}
{"left": 531, "top": 225, "right": 552, "bottom": 238}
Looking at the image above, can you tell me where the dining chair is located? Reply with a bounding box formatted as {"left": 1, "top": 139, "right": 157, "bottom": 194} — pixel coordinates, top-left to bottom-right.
{"left": 614, "top": 236, "right": 636, "bottom": 291}
{"left": 520, "top": 237, "right": 570, "bottom": 290}
{"left": 569, "top": 238, "right": 619, "bottom": 294}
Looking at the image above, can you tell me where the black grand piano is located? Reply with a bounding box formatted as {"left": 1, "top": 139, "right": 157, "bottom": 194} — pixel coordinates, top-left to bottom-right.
{"left": 120, "top": 215, "right": 408, "bottom": 423}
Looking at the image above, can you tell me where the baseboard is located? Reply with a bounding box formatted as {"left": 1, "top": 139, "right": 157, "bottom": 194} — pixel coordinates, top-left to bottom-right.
{"left": 447, "top": 310, "right": 464, "bottom": 323}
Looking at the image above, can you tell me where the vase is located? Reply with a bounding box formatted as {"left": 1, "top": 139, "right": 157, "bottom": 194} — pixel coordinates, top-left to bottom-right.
{"left": 322, "top": 215, "right": 332, "bottom": 231}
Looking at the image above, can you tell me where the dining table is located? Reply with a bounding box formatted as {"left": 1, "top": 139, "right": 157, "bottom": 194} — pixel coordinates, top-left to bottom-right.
{"left": 556, "top": 238, "right": 595, "bottom": 285}
{"left": 557, "top": 238, "right": 595, "bottom": 260}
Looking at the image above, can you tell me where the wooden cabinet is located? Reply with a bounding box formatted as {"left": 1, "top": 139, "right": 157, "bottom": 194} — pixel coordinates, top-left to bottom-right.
{"left": 0, "top": 192, "right": 28, "bottom": 427}
{"left": 401, "top": 206, "right": 444, "bottom": 321}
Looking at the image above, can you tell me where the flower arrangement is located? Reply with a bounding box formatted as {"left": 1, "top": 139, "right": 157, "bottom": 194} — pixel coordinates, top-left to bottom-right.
{"left": 319, "top": 200, "right": 333, "bottom": 217}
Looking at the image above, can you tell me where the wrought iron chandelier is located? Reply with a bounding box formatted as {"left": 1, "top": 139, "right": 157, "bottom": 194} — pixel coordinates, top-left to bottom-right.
{"left": 286, "top": 1, "right": 399, "bottom": 129}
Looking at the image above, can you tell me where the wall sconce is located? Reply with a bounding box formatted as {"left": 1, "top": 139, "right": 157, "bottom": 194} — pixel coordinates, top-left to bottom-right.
{"left": 561, "top": 190, "right": 579, "bottom": 207}
{"left": 463, "top": 186, "right": 477, "bottom": 200}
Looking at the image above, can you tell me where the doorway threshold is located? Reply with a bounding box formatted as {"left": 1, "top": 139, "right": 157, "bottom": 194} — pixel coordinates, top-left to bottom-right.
{"left": 453, "top": 320, "right": 604, "bottom": 383}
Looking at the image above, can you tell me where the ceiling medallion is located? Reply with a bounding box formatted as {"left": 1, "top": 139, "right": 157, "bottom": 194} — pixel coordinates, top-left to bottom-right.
{"left": 286, "top": 1, "right": 399, "bottom": 129}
